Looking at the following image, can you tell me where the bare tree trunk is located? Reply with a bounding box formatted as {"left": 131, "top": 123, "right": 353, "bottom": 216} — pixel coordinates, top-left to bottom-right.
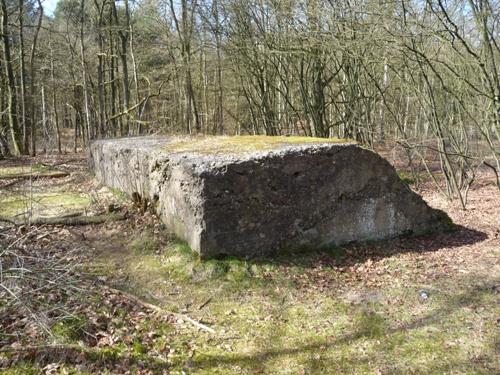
{"left": 212, "top": 0, "right": 224, "bottom": 134}
{"left": 29, "top": 0, "right": 43, "bottom": 156}
{"left": 80, "top": 0, "right": 91, "bottom": 142}
{"left": 108, "top": 8, "right": 118, "bottom": 136}
{"left": 130, "top": 21, "right": 141, "bottom": 134}
{"left": 170, "top": 0, "right": 201, "bottom": 134}
{"left": 112, "top": 0, "right": 131, "bottom": 135}
{"left": 0, "top": 60, "right": 10, "bottom": 156}
{"left": 94, "top": 0, "right": 106, "bottom": 138}
{"left": 41, "top": 85, "right": 47, "bottom": 150}
{"left": 378, "top": 58, "right": 388, "bottom": 142}
{"left": 18, "top": 0, "right": 29, "bottom": 153}
{"left": 200, "top": 30, "right": 208, "bottom": 133}
{"left": 0, "top": 0, "right": 22, "bottom": 155}
{"left": 49, "top": 37, "right": 61, "bottom": 154}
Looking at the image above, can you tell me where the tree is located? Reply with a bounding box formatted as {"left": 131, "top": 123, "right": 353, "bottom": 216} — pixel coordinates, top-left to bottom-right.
{"left": 1, "top": 0, "right": 22, "bottom": 155}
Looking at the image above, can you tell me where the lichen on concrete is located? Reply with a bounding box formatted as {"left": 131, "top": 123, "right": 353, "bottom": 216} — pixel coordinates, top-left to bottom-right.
{"left": 89, "top": 136, "right": 452, "bottom": 258}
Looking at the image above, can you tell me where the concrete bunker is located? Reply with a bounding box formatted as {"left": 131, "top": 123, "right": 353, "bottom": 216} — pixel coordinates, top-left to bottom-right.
{"left": 89, "top": 136, "right": 451, "bottom": 258}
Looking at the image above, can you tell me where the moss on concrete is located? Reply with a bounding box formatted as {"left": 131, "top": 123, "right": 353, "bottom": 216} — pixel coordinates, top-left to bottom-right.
{"left": 165, "top": 135, "right": 353, "bottom": 155}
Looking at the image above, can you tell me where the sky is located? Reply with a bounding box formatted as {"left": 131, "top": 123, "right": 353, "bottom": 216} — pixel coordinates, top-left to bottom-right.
{"left": 44, "top": 0, "right": 59, "bottom": 16}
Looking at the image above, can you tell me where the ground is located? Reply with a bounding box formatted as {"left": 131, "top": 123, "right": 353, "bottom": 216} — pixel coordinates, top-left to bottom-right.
{"left": 0, "top": 153, "right": 498, "bottom": 374}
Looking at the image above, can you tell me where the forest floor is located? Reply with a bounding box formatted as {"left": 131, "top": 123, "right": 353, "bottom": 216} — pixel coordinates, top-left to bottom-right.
{"left": 0, "top": 154, "right": 499, "bottom": 374}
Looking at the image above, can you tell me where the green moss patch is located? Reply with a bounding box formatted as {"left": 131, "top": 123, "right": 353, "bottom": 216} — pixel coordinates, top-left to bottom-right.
{"left": 0, "top": 164, "right": 67, "bottom": 179}
{"left": 0, "top": 191, "right": 91, "bottom": 221}
{"left": 129, "top": 232, "right": 162, "bottom": 254}
{"left": 397, "top": 170, "right": 418, "bottom": 185}
{"left": 165, "top": 135, "right": 353, "bottom": 155}
{"left": 52, "top": 314, "right": 88, "bottom": 342}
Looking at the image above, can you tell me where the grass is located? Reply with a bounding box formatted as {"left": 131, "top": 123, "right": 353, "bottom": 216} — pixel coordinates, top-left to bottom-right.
{"left": 0, "top": 191, "right": 91, "bottom": 220}
{"left": 397, "top": 170, "right": 418, "bottom": 185}
{"left": 129, "top": 232, "right": 162, "bottom": 254}
{"left": 0, "top": 164, "right": 48, "bottom": 177}
{"left": 85, "top": 227, "right": 499, "bottom": 374}
{"left": 109, "top": 187, "right": 130, "bottom": 203}
{"left": 164, "top": 135, "right": 353, "bottom": 155}
{"left": 52, "top": 314, "right": 88, "bottom": 342}
{"left": 0, "top": 164, "right": 65, "bottom": 179}
{"left": 4, "top": 229, "right": 497, "bottom": 374}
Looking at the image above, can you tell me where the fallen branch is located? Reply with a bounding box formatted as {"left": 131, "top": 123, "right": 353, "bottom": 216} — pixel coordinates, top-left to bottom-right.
{"left": 198, "top": 296, "right": 213, "bottom": 310}
{"left": 0, "top": 171, "right": 69, "bottom": 180}
{"left": 0, "top": 217, "right": 16, "bottom": 225}
{"left": 106, "top": 287, "right": 216, "bottom": 334}
{"left": 198, "top": 286, "right": 222, "bottom": 310}
{"left": 39, "top": 159, "right": 84, "bottom": 168}
{"left": 0, "top": 344, "right": 84, "bottom": 354}
{"left": 174, "top": 313, "right": 216, "bottom": 334}
{"left": 0, "top": 213, "right": 126, "bottom": 226}
{"left": 0, "top": 179, "right": 23, "bottom": 188}
{"left": 29, "top": 213, "right": 126, "bottom": 226}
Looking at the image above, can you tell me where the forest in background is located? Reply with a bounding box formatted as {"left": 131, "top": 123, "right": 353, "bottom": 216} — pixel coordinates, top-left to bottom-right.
{"left": 0, "top": 0, "right": 499, "bottom": 207}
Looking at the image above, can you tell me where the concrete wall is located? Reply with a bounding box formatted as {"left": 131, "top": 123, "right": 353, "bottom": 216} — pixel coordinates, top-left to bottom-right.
{"left": 89, "top": 136, "right": 451, "bottom": 258}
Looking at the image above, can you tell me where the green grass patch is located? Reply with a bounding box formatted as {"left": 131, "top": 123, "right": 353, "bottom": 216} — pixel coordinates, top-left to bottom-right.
{"left": 87, "top": 344, "right": 128, "bottom": 363}
{"left": 0, "top": 191, "right": 91, "bottom": 220}
{"left": 0, "top": 363, "right": 44, "bottom": 375}
{"left": 397, "top": 170, "right": 418, "bottom": 185}
{"left": 129, "top": 232, "right": 161, "bottom": 254}
{"left": 88, "top": 227, "right": 499, "bottom": 374}
{"left": 0, "top": 164, "right": 66, "bottom": 179}
{"left": 109, "top": 187, "right": 130, "bottom": 203}
{"left": 0, "top": 164, "right": 48, "bottom": 177}
{"left": 52, "top": 314, "right": 87, "bottom": 342}
{"left": 352, "top": 309, "right": 387, "bottom": 339}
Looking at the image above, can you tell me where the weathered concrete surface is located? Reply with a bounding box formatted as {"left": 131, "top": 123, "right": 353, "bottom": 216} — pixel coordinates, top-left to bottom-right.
{"left": 89, "top": 136, "right": 451, "bottom": 258}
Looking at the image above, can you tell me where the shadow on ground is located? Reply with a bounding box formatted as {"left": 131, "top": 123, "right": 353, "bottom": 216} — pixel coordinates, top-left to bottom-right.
{"left": 5, "top": 273, "right": 496, "bottom": 374}
{"left": 230, "top": 224, "right": 488, "bottom": 269}
{"left": 187, "top": 274, "right": 498, "bottom": 373}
